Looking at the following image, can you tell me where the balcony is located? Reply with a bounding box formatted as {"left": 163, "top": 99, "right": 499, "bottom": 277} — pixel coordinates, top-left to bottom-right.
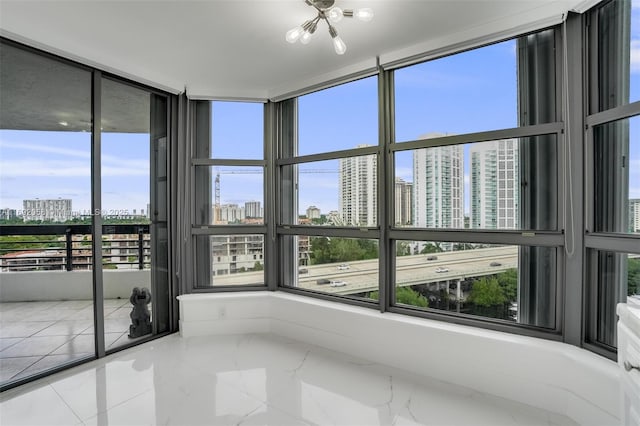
{"left": 0, "top": 224, "right": 151, "bottom": 384}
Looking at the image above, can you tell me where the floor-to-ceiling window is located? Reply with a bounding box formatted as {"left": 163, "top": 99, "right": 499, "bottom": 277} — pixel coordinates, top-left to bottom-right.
{"left": 192, "top": 100, "right": 267, "bottom": 289}
{"left": 0, "top": 40, "right": 173, "bottom": 389}
{"left": 277, "top": 77, "right": 381, "bottom": 303}
{"left": 585, "top": 0, "right": 640, "bottom": 356}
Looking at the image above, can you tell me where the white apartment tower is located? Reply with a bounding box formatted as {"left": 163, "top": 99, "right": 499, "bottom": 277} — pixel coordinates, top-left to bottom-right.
{"left": 22, "top": 198, "right": 72, "bottom": 222}
{"left": 470, "top": 139, "right": 519, "bottom": 229}
{"left": 244, "top": 201, "right": 262, "bottom": 218}
{"left": 306, "top": 206, "right": 321, "bottom": 219}
{"left": 339, "top": 145, "right": 377, "bottom": 226}
{"left": 413, "top": 143, "right": 464, "bottom": 228}
{"left": 394, "top": 177, "right": 413, "bottom": 226}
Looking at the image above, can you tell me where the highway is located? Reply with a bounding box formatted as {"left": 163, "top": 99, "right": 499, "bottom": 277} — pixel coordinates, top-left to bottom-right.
{"left": 212, "top": 246, "right": 519, "bottom": 296}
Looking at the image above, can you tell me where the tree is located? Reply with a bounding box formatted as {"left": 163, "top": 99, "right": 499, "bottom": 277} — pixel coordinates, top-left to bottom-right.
{"left": 253, "top": 261, "right": 264, "bottom": 271}
{"left": 420, "top": 243, "right": 443, "bottom": 254}
{"left": 369, "top": 287, "right": 429, "bottom": 308}
{"left": 396, "top": 241, "right": 412, "bottom": 256}
{"left": 628, "top": 258, "right": 640, "bottom": 296}
{"left": 309, "top": 237, "right": 378, "bottom": 265}
{"left": 496, "top": 268, "right": 518, "bottom": 302}
{"left": 468, "top": 277, "right": 506, "bottom": 307}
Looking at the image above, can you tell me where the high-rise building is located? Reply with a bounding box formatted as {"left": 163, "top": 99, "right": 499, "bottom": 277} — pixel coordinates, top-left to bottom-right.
{"left": 339, "top": 145, "right": 377, "bottom": 226}
{"left": 217, "top": 204, "right": 245, "bottom": 223}
{"left": 0, "top": 208, "right": 17, "bottom": 220}
{"left": 413, "top": 140, "right": 464, "bottom": 229}
{"left": 22, "top": 198, "right": 72, "bottom": 222}
{"left": 470, "top": 139, "right": 519, "bottom": 229}
{"left": 394, "top": 178, "right": 413, "bottom": 226}
{"left": 306, "top": 206, "right": 321, "bottom": 220}
{"left": 630, "top": 199, "right": 640, "bottom": 233}
{"left": 245, "top": 201, "right": 262, "bottom": 218}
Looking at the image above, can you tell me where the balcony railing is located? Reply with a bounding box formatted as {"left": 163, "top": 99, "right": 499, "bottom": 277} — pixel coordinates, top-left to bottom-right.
{"left": 0, "top": 224, "right": 150, "bottom": 272}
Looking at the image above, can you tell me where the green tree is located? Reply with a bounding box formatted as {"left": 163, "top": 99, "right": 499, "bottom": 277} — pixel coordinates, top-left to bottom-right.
{"left": 496, "top": 268, "right": 518, "bottom": 302}
{"left": 370, "top": 287, "right": 429, "bottom": 308}
{"left": 420, "top": 243, "right": 443, "bottom": 254}
{"left": 628, "top": 258, "right": 640, "bottom": 296}
{"left": 309, "top": 237, "right": 378, "bottom": 265}
{"left": 468, "top": 277, "right": 506, "bottom": 307}
{"left": 253, "top": 261, "right": 264, "bottom": 271}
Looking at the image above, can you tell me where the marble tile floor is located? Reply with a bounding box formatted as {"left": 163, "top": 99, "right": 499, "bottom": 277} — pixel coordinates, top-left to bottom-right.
{"left": 1, "top": 299, "right": 136, "bottom": 384}
{"left": 0, "top": 332, "right": 578, "bottom": 426}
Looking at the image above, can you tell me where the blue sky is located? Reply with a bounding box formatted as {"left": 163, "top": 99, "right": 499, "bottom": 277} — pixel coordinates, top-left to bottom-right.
{"left": 1, "top": 9, "right": 639, "bottom": 217}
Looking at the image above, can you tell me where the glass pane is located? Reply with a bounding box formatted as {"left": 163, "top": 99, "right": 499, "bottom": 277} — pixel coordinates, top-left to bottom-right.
{"left": 101, "top": 78, "right": 153, "bottom": 350}
{"left": 0, "top": 42, "right": 94, "bottom": 386}
{"left": 298, "top": 77, "right": 378, "bottom": 156}
{"left": 395, "top": 39, "right": 519, "bottom": 141}
{"left": 393, "top": 241, "right": 556, "bottom": 328}
{"left": 194, "top": 166, "right": 264, "bottom": 225}
{"left": 211, "top": 101, "right": 263, "bottom": 159}
{"left": 284, "top": 156, "right": 378, "bottom": 227}
{"left": 285, "top": 236, "right": 378, "bottom": 300}
{"left": 596, "top": 0, "right": 639, "bottom": 111}
{"left": 590, "top": 250, "right": 638, "bottom": 348}
{"left": 593, "top": 116, "right": 639, "bottom": 234}
{"left": 395, "top": 136, "right": 557, "bottom": 230}
{"left": 195, "top": 235, "right": 265, "bottom": 287}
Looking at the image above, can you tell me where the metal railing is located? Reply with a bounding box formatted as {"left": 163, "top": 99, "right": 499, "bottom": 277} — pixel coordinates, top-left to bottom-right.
{"left": 0, "top": 224, "right": 150, "bottom": 271}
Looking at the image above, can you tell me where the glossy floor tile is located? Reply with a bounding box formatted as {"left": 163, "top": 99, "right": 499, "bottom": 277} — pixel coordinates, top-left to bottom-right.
{"left": 0, "top": 333, "right": 578, "bottom": 426}
{"left": 0, "top": 299, "right": 135, "bottom": 385}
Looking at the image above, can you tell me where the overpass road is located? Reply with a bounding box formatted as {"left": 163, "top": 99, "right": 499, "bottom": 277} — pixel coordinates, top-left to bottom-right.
{"left": 213, "top": 246, "right": 519, "bottom": 296}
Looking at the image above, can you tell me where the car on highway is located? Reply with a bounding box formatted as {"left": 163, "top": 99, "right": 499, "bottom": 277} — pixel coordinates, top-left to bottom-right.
{"left": 299, "top": 268, "right": 309, "bottom": 274}
{"left": 329, "top": 280, "right": 347, "bottom": 287}
{"left": 426, "top": 255, "right": 438, "bottom": 261}
{"left": 489, "top": 262, "right": 502, "bottom": 267}
{"left": 316, "top": 278, "right": 330, "bottom": 285}
{"left": 336, "top": 263, "right": 350, "bottom": 270}
{"left": 435, "top": 266, "right": 449, "bottom": 273}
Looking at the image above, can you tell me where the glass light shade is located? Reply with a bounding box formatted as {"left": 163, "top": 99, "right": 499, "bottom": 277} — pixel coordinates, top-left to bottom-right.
{"left": 327, "top": 7, "right": 343, "bottom": 23}
{"left": 332, "top": 35, "right": 347, "bottom": 55}
{"left": 300, "top": 31, "right": 313, "bottom": 44}
{"left": 286, "top": 26, "right": 304, "bottom": 43}
{"left": 354, "top": 8, "right": 374, "bottom": 22}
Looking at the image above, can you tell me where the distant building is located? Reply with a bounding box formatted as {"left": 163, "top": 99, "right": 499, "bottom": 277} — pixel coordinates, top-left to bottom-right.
{"left": 306, "top": 206, "right": 321, "bottom": 220}
{"left": 22, "top": 198, "right": 72, "bottom": 222}
{"left": 217, "top": 204, "right": 245, "bottom": 223}
{"left": 413, "top": 139, "right": 464, "bottom": 229}
{"left": 630, "top": 199, "right": 640, "bottom": 233}
{"left": 245, "top": 201, "right": 262, "bottom": 218}
{"left": 210, "top": 235, "right": 263, "bottom": 276}
{"left": 470, "top": 139, "right": 519, "bottom": 229}
{"left": 340, "top": 144, "right": 377, "bottom": 226}
{"left": 326, "top": 210, "right": 342, "bottom": 226}
{"left": 0, "top": 208, "right": 17, "bottom": 220}
{"left": 394, "top": 177, "right": 413, "bottom": 226}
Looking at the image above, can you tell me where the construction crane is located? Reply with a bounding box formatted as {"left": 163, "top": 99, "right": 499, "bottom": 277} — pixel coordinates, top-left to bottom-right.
{"left": 214, "top": 167, "right": 338, "bottom": 222}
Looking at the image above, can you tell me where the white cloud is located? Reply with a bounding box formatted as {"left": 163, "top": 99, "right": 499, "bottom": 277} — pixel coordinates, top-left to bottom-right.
{"left": 0, "top": 140, "right": 90, "bottom": 159}
{"left": 1, "top": 159, "right": 148, "bottom": 177}
{"left": 464, "top": 174, "right": 470, "bottom": 185}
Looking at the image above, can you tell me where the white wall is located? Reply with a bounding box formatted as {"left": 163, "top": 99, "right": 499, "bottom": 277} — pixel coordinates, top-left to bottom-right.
{"left": 0, "top": 270, "right": 150, "bottom": 301}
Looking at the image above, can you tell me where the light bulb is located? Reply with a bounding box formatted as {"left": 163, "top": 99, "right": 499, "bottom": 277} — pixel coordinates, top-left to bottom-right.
{"left": 300, "top": 31, "right": 313, "bottom": 44}
{"left": 332, "top": 35, "right": 347, "bottom": 55}
{"left": 354, "top": 8, "right": 374, "bottom": 22}
{"left": 327, "top": 7, "right": 343, "bottom": 23}
{"left": 286, "top": 25, "right": 304, "bottom": 43}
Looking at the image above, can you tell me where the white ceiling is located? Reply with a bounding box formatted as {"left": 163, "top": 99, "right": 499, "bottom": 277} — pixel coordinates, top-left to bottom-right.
{"left": 0, "top": 0, "right": 593, "bottom": 100}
